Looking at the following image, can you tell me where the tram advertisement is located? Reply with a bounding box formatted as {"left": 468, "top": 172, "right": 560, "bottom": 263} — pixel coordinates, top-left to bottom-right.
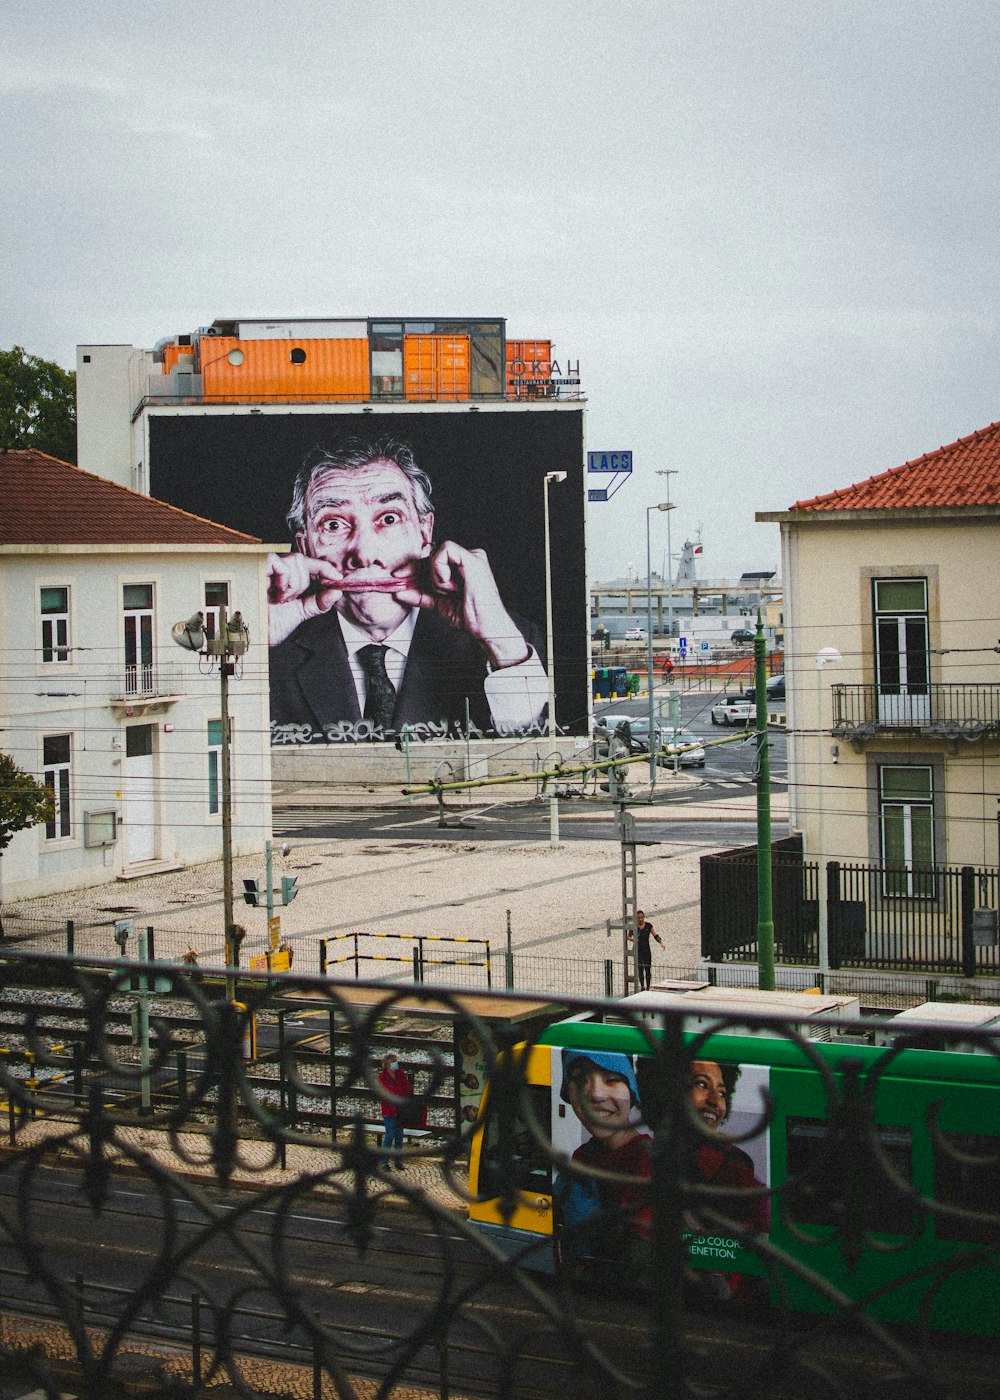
{"left": 551, "top": 1049, "right": 770, "bottom": 1294}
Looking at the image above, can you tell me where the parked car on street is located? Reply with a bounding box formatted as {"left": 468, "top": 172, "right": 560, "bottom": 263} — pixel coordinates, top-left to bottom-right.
{"left": 730, "top": 628, "right": 755, "bottom": 645}
{"left": 710, "top": 697, "right": 755, "bottom": 726}
{"left": 594, "top": 715, "right": 706, "bottom": 766}
{"left": 740, "top": 673, "right": 785, "bottom": 702}
{"left": 657, "top": 726, "right": 706, "bottom": 768}
{"left": 624, "top": 626, "right": 646, "bottom": 641}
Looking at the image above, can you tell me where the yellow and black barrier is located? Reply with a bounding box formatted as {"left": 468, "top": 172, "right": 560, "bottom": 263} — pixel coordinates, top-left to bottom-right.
{"left": 319, "top": 930, "right": 492, "bottom": 985}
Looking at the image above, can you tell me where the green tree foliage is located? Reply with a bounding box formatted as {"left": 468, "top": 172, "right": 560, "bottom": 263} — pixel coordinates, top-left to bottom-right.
{"left": 0, "top": 753, "right": 53, "bottom": 853}
{"left": 0, "top": 345, "right": 77, "bottom": 463}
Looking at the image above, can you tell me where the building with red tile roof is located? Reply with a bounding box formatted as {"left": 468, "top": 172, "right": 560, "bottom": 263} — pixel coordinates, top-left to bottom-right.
{"left": 755, "top": 423, "right": 1000, "bottom": 978}
{"left": 0, "top": 448, "right": 260, "bottom": 546}
{"left": 1, "top": 450, "right": 273, "bottom": 912}
{"left": 786, "top": 420, "right": 1000, "bottom": 514}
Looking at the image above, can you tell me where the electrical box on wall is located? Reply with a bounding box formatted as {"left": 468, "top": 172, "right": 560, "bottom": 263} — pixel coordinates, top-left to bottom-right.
{"left": 84, "top": 810, "right": 118, "bottom": 848}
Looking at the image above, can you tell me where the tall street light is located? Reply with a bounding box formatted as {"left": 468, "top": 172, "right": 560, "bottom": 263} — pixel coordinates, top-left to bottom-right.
{"left": 171, "top": 604, "right": 249, "bottom": 1001}
{"left": 544, "top": 471, "right": 567, "bottom": 847}
{"left": 646, "top": 502, "right": 675, "bottom": 782}
{"left": 656, "top": 469, "right": 679, "bottom": 639}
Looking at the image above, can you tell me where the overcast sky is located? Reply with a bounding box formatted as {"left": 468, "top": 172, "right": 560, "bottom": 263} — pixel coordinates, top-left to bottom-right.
{"left": 4, "top": 2, "right": 999, "bottom": 583}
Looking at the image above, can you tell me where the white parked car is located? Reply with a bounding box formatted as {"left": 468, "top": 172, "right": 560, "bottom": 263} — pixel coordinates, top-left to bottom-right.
{"left": 595, "top": 715, "right": 706, "bottom": 767}
{"left": 624, "top": 626, "right": 646, "bottom": 641}
{"left": 710, "top": 698, "right": 754, "bottom": 726}
{"left": 658, "top": 727, "right": 707, "bottom": 768}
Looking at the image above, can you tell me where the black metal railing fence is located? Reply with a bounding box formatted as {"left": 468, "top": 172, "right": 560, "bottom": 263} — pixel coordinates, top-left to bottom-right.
{"left": 2, "top": 952, "right": 1000, "bottom": 1398}
{"left": 703, "top": 849, "right": 999, "bottom": 979}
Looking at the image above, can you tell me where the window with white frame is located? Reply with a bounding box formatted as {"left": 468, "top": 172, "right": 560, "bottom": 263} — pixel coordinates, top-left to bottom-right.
{"left": 207, "top": 719, "right": 222, "bottom": 815}
{"left": 40, "top": 586, "right": 70, "bottom": 664}
{"left": 43, "top": 734, "right": 71, "bottom": 839}
{"left": 879, "top": 764, "right": 935, "bottom": 896}
{"left": 873, "top": 578, "right": 929, "bottom": 728}
{"left": 123, "top": 584, "right": 154, "bottom": 695}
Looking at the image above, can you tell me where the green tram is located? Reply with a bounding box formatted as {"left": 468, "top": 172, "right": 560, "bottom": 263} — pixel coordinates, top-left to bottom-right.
{"left": 467, "top": 998, "right": 1000, "bottom": 1336}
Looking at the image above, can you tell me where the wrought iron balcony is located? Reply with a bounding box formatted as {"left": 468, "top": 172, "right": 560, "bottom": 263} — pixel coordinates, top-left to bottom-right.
{"left": 832, "top": 683, "right": 1000, "bottom": 741}
{"left": 108, "top": 662, "right": 186, "bottom": 716}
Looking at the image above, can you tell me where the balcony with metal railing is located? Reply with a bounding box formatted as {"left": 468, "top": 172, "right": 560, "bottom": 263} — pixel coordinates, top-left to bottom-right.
{"left": 832, "top": 683, "right": 1000, "bottom": 743}
{"left": 108, "top": 662, "right": 187, "bottom": 716}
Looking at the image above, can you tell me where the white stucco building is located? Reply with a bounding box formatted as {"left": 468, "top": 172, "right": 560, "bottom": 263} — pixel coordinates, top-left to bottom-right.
{"left": 0, "top": 449, "right": 273, "bottom": 901}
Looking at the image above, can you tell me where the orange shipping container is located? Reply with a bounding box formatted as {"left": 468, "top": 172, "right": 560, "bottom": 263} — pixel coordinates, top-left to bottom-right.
{"left": 403, "top": 335, "right": 471, "bottom": 401}
{"left": 162, "top": 343, "right": 195, "bottom": 374}
{"left": 506, "top": 340, "right": 553, "bottom": 398}
{"left": 200, "top": 336, "right": 370, "bottom": 402}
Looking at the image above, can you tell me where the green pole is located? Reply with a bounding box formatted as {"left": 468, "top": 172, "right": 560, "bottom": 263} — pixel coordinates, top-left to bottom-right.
{"left": 265, "top": 840, "right": 275, "bottom": 925}
{"left": 754, "top": 612, "right": 775, "bottom": 990}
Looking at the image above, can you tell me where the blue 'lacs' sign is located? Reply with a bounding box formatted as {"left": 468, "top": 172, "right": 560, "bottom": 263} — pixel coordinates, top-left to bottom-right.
{"left": 587, "top": 451, "right": 633, "bottom": 473}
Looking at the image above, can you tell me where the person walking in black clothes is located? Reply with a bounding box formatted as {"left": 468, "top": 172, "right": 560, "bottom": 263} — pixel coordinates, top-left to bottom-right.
{"left": 630, "top": 910, "right": 664, "bottom": 990}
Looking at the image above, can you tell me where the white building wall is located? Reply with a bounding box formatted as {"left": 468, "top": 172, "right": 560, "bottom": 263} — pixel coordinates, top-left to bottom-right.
{"left": 0, "top": 545, "right": 272, "bottom": 902}
{"left": 76, "top": 345, "right": 152, "bottom": 487}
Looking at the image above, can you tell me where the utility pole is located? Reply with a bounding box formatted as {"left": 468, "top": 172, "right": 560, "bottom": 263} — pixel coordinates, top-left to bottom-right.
{"left": 219, "top": 625, "right": 236, "bottom": 1000}
{"left": 753, "top": 611, "right": 775, "bottom": 990}
{"left": 171, "top": 603, "right": 249, "bottom": 1001}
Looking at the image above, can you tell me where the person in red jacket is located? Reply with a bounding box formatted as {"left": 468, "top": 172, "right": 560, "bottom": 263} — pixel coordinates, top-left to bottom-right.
{"left": 377, "top": 1052, "right": 413, "bottom": 1170}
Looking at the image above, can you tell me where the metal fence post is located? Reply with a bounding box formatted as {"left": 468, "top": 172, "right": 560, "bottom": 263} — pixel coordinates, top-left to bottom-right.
{"left": 328, "top": 1007, "right": 338, "bottom": 1148}
{"left": 66, "top": 919, "right": 74, "bottom": 956}
{"left": 505, "top": 908, "right": 514, "bottom": 989}
{"left": 278, "top": 1009, "right": 288, "bottom": 1167}
{"left": 650, "top": 1015, "right": 687, "bottom": 1400}
{"left": 605, "top": 959, "right": 615, "bottom": 998}
{"left": 438, "top": 1333, "right": 450, "bottom": 1400}
{"left": 319, "top": 938, "right": 328, "bottom": 976}
{"left": 191, "top": 1292, "right": 202, "bottom": 1387}
{"left": 413, "top": 945, "right": 422, "bottom": 984}
{"left": 961, "top": 866, "right": 977, "bottom": 979}
{"left": 177, "top": 1049, "right": 188, "bottom": 1108}
{"left": 72, "top": 1041, "right": 83, "bottom": 1108}
{"left": 827, "top": 861, "right": 842, "bottom": 970}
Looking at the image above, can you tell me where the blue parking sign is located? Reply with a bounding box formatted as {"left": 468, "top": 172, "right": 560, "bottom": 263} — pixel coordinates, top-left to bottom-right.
{"left": 678, "top": 636, "right": 687, "bottom": 655}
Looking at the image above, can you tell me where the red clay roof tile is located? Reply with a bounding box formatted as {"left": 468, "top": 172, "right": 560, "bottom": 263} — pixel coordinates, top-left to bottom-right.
{"left": 0, "top": 449, "right": 260, "bottom": 546}
{"left": 791, "top": 420, "right": 1000, "bottom": 512}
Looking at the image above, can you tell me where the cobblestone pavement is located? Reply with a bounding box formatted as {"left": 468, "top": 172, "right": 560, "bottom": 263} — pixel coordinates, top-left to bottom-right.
{"left": 5, "top": 784, "right": 788, "bottom": 983}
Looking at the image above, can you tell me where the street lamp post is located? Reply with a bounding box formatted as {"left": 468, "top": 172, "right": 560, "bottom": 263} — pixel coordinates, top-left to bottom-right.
{"left": 656, "top": 469, "right": 679, "bottom": 640}
{"left": 544, "top": 471, "right": 567, "bottom": 847}
{"left": 646, "top": 502, "right": 675, "bottom": 783}
{"left": 171, "top": 603, "right": 249, "bottom": 1000}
